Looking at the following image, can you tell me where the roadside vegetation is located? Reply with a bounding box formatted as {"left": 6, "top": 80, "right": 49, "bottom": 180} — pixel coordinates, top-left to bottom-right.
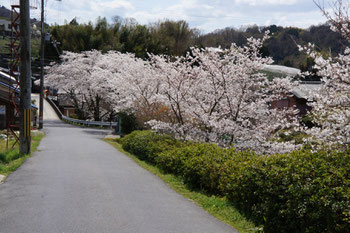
{"left": 0, "top": 131, "right": 44, "bottom": 177}
{"left": 108, "top": 130, "right": 350, "bottom": 233}
{"left": 41, "top": 1, "right": 350, "bottom": 232}
{"left": 106, "top": 136, "right": 260, "bottom": 233}
{"left": 0, "top": 37, "right": 40, "bottom": 58}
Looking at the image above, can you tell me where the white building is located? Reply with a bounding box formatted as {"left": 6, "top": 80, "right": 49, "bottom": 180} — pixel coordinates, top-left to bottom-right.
{"left": 0, "top": 18, "right": 11, "bottom": 32}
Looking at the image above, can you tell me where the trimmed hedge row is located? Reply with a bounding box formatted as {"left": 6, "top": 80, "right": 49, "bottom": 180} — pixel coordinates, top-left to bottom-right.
{"left": 119, "top": 130, "right": 350, "bottom": 233}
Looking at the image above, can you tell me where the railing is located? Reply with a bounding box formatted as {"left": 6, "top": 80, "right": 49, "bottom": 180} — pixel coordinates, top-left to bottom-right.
{"left": 299, "top": 81, "right": 323, "bottom": 85}
{"left": 46, "top": 96, "right": 63, "bottom": 119}
{"left": 46, "top": 96, "right": 119, "bottom": 130}
{"left": 61, "top": 115, "right": 118, "bottom": 128}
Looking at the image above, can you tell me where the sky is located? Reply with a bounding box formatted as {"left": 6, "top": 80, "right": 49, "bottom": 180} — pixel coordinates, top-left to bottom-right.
{"left": 3, "top": 0, "right": 328, "bottom": 33}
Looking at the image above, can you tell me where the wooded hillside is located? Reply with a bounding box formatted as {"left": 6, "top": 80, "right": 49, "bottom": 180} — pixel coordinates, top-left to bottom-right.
{"left": 47, "top": 17, "right": 347, "bottom": 70}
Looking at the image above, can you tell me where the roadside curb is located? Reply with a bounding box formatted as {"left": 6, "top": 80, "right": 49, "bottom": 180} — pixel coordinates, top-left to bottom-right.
{"left": 104, "top": 135, "right": 120, "bottom": 140}
{"left": 0, "top": 174, "right": 5, "bottom": 184}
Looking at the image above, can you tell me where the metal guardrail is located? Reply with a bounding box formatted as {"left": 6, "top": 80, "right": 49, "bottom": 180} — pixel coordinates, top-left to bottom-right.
{"left": 46, "top": 96, "right": 118, "bottom": 129}
{"left": 46, "top": 96, "right": 63, "bottom": 120}
{"left": 61, "top": 115, "right": 118, "bottom": 128}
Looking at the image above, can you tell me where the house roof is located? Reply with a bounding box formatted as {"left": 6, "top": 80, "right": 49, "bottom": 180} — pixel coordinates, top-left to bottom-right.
{"left": 0, "top": 70, "right": 17, "bottom": 84}
{"left": 292, "top": 82, "right": 322, "bottom": 99}
{"left": 263, "top": 65, "right": 301, "bottom": 76}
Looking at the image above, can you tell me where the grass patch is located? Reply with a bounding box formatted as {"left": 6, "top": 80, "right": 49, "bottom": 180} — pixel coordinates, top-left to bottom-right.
{"left": 105, "top": 139, "right": 260, "bottom": 233}
{"left": 0, "top": 37, "right": 10, "bottom": 54}
{"left": 0, "top": 37, "right": 40, "bottom": 57}
{"left": 0, "top": 132, "right": 45, "bottom": 178}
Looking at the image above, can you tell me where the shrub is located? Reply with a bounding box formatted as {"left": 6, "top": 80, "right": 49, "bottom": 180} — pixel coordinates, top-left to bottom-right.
{"left": 0, "top": 152, "right": 5, "bottom": 163}
{"left": 156, "top": 147, "right": 190, "bottom": 175}
{"left": 220, "top": 149, "right": 350, "bottom": 233}
{"left": 118, "top": 111, "right": 138, "bottom": 135}
{"left": 119, "top": 130, "right": 350, "bottom": 233}
{"left": 181, "top": 144, "right": 236, "bottom": 193}
{"left": 120, "top": 130, "right": 180, "bottom": 162}
{"left": 156, "top": 143, "right": 229, "bottom": 192}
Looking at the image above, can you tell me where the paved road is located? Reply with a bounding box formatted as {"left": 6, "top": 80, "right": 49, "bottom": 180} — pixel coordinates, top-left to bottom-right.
{"left": 32, "top": 94, "right": 60, "bottom": 121}
{"left": 0, "top": 119, "right": 238, "bottom": 233}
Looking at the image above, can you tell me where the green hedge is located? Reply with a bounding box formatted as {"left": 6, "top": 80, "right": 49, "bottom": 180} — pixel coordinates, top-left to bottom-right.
{"left": 121, "top": 130, "right": 181, "bottom": 162}
{"left": 119, "top": 130, "right": 350, "bottom": 233}
{"left": 220, "top": 150, "right": 350, "bottom": 233}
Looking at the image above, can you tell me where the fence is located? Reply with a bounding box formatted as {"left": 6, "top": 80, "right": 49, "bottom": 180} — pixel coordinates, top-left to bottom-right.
{"left": 61, "top": 115, "right": 118, "bottom": 128}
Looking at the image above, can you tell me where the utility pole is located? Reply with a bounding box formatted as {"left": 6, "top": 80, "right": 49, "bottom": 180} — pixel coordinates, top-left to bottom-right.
{"left": 39, "top": 0, "right": 44, "bottom": 129}
{"left": 39, "top": 0, "right": 62, "bottom": 129}
{"left": 19, "top": 0, "right": 31, "bottom": 154}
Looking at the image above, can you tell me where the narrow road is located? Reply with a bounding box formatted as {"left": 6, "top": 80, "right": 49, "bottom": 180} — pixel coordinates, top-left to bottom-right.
{"left": 31, "top": 93, "right": 60, "bottom": 121}
{"left": 0, "top": 100, "right": 237, "bottom": 233}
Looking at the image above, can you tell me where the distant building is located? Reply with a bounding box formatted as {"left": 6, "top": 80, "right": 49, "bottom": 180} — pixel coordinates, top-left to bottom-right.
{"left": 0, "top": 18, "right": 11, "bottom": 33}
{"left": 0, "top": 70, "right": 38, "bottom": 129}
{"left": 57, "top": 92, "right": 75, "bottom": 117}
{"left": 263, "top": 65, "right": 301, "bottom": 77}
{"left": 271, "top": 81, "right": 322, "bottom": 117}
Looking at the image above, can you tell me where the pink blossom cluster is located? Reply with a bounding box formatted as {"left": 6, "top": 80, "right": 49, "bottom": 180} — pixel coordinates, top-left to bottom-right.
{"left": 298, "top": 0, "right": 350, "bottom": 150}
{"left": 300, "top": 44, "right": 350, "bottom": 150}
{"left": 46, "top": 33, "right": 301, "bottom": 154}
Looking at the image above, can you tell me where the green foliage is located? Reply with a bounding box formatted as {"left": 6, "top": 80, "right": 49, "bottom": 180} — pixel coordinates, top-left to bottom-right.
{"left": 118, "top": 111, "right": 138, "bottom": 135}
{"left": 48, "top": 16, "right": 349, "bottom": 70}
{"left": 106, "top": 138, "right": 258, "bottom": 233}
{"left": 198, "top": 24, "right": 348, "bottom": 69}
{"left": 49, "top": 17, "right": 196, "bottom": 58}
{"left": 0, "top": 133, "right": 45, "bottom": 176}
{"left": 0, "top": 149, "right": 21, "bottom": 163}
{"left": 120, "top": 130, "right": 350, "bottom": 233}
{"left": 0, "top": 37, "right": 40, "bottom": 58}
{"left": 158, "top": 143, "right": 236, "bottom": 194}
{"left": 220, "top": 150, "right": 350, "bottom": 233}
{"left": 120, "top": 130, "right": 180, "bottom": 162}
{"left": 278, "top": 130, "right": 308, "bottom": 144}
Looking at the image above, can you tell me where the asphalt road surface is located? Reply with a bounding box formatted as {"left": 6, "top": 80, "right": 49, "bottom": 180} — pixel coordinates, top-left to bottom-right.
{"left": 0, "top": 119, "right": 238, "bottom": 232}
{"left": 31, "top": 94, "right": 60, "bottom": 121}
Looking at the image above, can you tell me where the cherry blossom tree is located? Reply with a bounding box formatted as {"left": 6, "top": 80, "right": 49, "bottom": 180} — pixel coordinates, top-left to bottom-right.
{"left": 315, "top": 0, "right": 350, "bottom": 41}
{"left": 46, "top": 50, "right": 163, "bottom": 122}
{"left": 149, "top": 33, "right": 300, "bottom": 154}
{"left": 46, "top": 50, "right": 106, "bottom": 120}
{"left": 47, "top": 33, "right": 301, "bottom": 154}
{"left": 295, "top": 0, "right": 350, "bottom": 150}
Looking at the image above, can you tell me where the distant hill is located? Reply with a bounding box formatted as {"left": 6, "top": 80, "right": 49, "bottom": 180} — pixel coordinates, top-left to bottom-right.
{"left": 197, "top": 24, "right": 350, "bottom": 70}
{"left": 0, "top": 5, "right": 40, "bottom": 26}
{"left": 0, "top": 5, "right": 11, "bottom": 19}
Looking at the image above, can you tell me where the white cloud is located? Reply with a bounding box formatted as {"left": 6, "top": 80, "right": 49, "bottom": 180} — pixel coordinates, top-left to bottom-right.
{"left": 95, "top": 0, "right": 135, "bottom": 10}
{"left": 1, "top": 0, "right": 327, "bottom": 32}
{"left": 127, "top": 0, "right": 217, "bottom": 25}
{"left": 273, "top": 9, "right": 325, "bottom": 28}
{"left": 235, "top": 0, "right": 299, "bottom": 6}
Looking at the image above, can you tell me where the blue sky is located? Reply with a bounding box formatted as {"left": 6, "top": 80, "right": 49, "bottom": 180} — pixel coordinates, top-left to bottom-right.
{"left": 4, "top": 0, "right": 327, "bottom": 33}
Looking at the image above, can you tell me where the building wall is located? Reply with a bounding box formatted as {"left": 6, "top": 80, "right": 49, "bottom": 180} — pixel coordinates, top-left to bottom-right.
{"left": 63, "top": 108, "right": 75, "bottom": 118}
{"left": 0, "top": 18, "right": 11, "bottom": 32}
{"left": 271, "top": 96, "right": 311, "bottom": 116}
